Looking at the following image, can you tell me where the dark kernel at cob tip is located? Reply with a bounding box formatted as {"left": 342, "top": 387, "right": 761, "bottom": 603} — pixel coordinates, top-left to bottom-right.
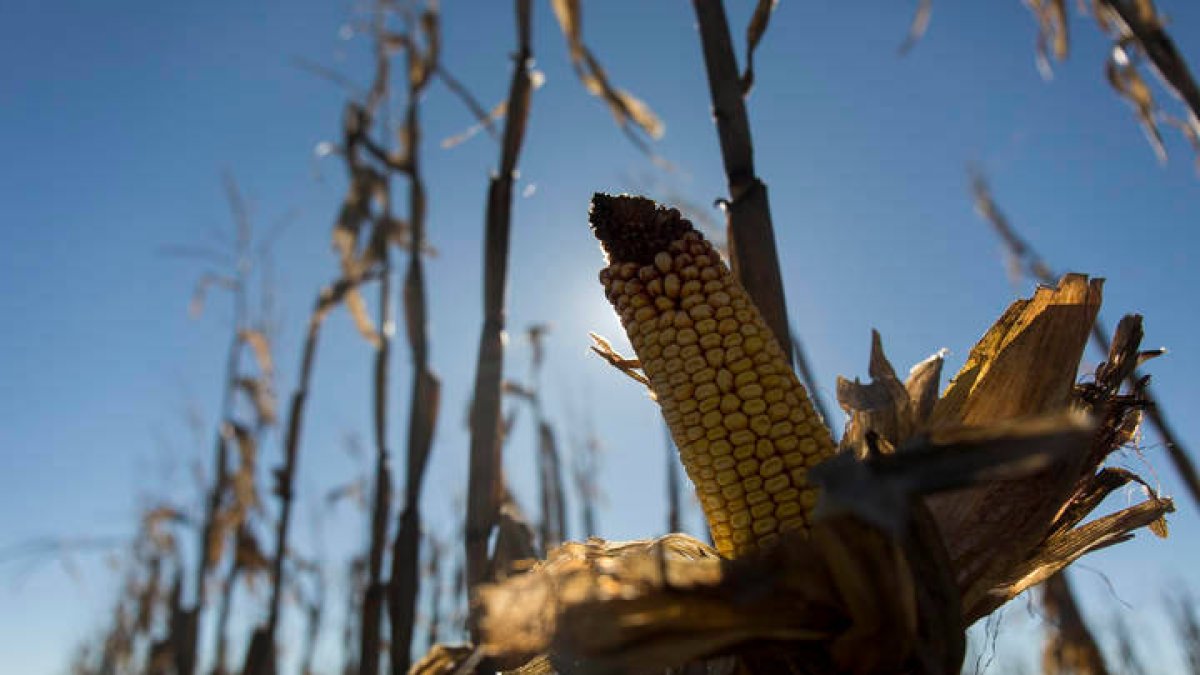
{"left": 590, "top": 193, "right": 694, "bottom": 265}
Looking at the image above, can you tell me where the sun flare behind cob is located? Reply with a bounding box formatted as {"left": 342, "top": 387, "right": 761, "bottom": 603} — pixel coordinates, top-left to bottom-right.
{"left": 590, "top": 193, "right": 837, "bottom": 558}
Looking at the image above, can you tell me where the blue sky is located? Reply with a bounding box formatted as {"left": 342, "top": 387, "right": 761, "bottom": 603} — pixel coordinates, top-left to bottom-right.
{"left": 2, "top": 1, "right": 1199, "bottom": 673}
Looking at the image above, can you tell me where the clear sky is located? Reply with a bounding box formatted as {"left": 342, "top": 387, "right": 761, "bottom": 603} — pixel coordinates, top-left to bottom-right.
{"left": 2, "top": 1, "right": 1200, "bottom": 673}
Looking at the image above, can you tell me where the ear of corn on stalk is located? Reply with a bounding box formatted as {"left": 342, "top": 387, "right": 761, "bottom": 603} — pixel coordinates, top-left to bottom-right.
{"left": 590, "top": 193, "right": 837, "bottom": 557}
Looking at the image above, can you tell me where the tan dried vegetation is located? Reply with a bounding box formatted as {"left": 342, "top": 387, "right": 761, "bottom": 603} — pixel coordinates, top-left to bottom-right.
{"left": 50, "top": 1, "right": 1200, "bottom": 675}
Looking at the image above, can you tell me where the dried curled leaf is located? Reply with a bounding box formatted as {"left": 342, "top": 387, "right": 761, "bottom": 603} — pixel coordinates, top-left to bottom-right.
{"left": 1027, "top": 0, "right": 1070, "bottom": 78}
{"left": 898, "top": 0, "right": 932, "bottom": 55}
{"left": 740, "top": 0, "right": 778, "bottom": 94}
{"left": 235, "top": 528, "right": 271, "bottom": 590}
{"left": 969, "top": 168, "right": 1056, "bottom": 286}
{"left": 442, "top": 71, "right": 545, "bottom": 149}
{"left": 588, "top": 332, "right": 651, "bottom": 392}
{"left": 224, "top": 421, "right": 260, "bottom": 519}
{"left": 188, "top": 273, "right": 236, "bottom": 319}
{"left": 502, "top": 380, "right": 536, "bottom": 402}
{"left": 343, "top": 285, "right": 382, "bottom": 348}
{"left": 237, "top": 377, "right": 277, "bottom": 426}
{"left": 332, "top": 166, "right": 382, "bottom": 278}
{"left": 551, "top": 0, "right": 664, "bottom": 145}
{"left": 239, "top": 329, "right": 274, "bottom": 377}
{"left": 1107, "top": 43, "right": 1167, "bottom": 162}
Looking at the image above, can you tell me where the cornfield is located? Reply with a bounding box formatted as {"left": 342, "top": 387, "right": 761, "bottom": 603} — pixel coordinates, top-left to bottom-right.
{"left": 3, "top": 2, "right": 1200, "bottom": 674}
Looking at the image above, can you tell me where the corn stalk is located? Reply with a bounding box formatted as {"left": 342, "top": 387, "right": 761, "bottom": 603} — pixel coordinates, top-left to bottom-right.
{"left": 386, "top": 5, "right": 443, "bottom": 673}
{"left": 465, "top": 0, "right": 535, "bottom": 638}
{"left": 690, "top": 0, "right": 791, "bottom": 359}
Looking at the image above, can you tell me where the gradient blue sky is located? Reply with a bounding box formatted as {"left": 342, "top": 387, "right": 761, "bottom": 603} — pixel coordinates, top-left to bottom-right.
{"left": 3, "top": 1, "right": 1200, "bottom": 673}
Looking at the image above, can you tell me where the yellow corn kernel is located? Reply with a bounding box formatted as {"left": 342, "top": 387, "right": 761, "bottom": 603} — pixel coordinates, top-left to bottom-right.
{"left": 752, "top": 517, "right": 778, "bottom": 535}
{"left": 736, "top": 458, "right": 759, "bottom": 478}
{"left": 777, "top": 501, "right": 802, "bottom": 518}
{"left": 764, "top": 475, "right": 790, "bottom": 494}
{"left": 733, "top": 444, "right": 756, "bottom": 460}
{"left": 780, "top": 517, "right": 805, "bottom": 532}
{"left": 710, "top": 468, "right": 739, "bottom": 482}
{"left": 760, "top": 457, "right": 784, "bottom": 478}
{"left": 715, "top": 369, "right": 734, "bottom": 392}
{"left": 723, "top": 412, "right": 748, "bottom": 431}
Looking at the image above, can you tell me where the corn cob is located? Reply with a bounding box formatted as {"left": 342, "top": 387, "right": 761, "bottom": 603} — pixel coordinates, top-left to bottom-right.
{"left": 590, "top": 193, "right": 837, "bottom": 558}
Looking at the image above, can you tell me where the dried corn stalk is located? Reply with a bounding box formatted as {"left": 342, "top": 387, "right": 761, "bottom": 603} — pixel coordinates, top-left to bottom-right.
{"left": 1041, "top": 572, "right": 1110, "bottom": 675}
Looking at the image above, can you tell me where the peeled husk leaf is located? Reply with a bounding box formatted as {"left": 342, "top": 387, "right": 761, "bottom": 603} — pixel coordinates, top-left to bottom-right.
{"left": 837, "top": 274, "right": 1171, "bottom": 621}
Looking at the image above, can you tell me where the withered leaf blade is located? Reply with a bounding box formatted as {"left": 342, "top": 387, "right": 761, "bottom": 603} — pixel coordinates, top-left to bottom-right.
{"left": 550, "top": 0, "right": 583, "bottom": 61}
{"left": 443, "top": 99, "right": 507, "bottom": 149}
{"left": 987, "top": 496, "right": 1174, "bottom": 614}
{"left": 968, "top": 166, "right": 1055, "bottom": 287}
{"left": 1050, "top": 466, "right": 1143, "bottom": 536}
{"left": 332, "top": 166, "right": 381, "bottom": 277}
{"left": 343, "top": 285, "right": 382, "bottom": 348}
{"left": 1106, "top": 45, "right": 1168, "bottom": 162}
{"left": 238, "top": 329, "right": 274, "bottom": 377}
{"left": 314, "top": 274, "right": 365, "bottom": 326}
{"left": 1095, "top": 0, "right": 1200, "bottom": 162}
{"left": 188, "top": 273, "right": 237, "bottom": 319}
{"left": 442, "top": 71, "right": 544, "bottom": 150}
{"left": 740, "top": 0, "right": 778, "bottom": 94}
{"left": 236, "top": 377, "right": 277, "bottom": 426}
{"left": 224, "top": 421, "right": 260, "bottom": 525}
{"left": 235, "top": 528, "right": 271, "bottom": 591}
{"left": 435, "top": 63, "right": 500, "bottom": 145}
{"left": 898, "top": 0, "right": 932, "bottom": 56}
{"left": 588, "top": 332, "right": 651, "bottom": 391}
{"left": 1027, "top": 0, "right": 1070, "bottom": 78}
{"left": 551, "top": 0, "right": 663, "bottom": 144}
{"left": 502, "top": 380, "right": 536, "bottom": 401}
{"left": 326, "top": 478, "right": 368, "bottom": 510}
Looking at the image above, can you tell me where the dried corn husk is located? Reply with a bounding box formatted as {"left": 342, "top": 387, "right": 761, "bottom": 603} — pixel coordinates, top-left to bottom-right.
{"left": 414, "top": 205, "right": 1173, "bottom": 675}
